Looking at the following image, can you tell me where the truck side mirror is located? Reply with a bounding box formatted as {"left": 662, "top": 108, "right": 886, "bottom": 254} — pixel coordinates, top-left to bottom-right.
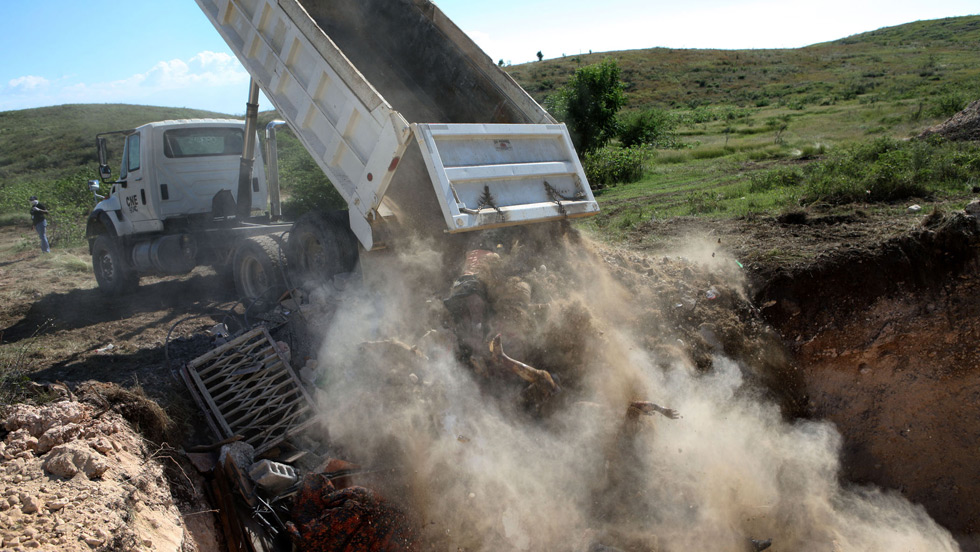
{"left": 96, "top": 136, "right": 112, "bottom": 181}
{"left": 96, "top": 136, "right": 108, "bottom": 165}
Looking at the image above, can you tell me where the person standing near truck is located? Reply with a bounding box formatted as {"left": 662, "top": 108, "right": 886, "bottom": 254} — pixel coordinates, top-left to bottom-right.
{"left": 29, "top": 196, "right": 50, "bottom": 253}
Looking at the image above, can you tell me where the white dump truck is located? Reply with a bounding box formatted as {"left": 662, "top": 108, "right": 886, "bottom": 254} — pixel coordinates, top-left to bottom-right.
{"left": 86, "top": 0, "right": 599, "bottom": 303}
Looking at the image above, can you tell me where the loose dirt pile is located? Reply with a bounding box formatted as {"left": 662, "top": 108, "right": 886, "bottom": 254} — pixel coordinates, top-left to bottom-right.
{"left": 918, "top": 99, "right": 980, "bottom": 142}
{"left": 0, "top": 384, "right": 218, "bottom": 552}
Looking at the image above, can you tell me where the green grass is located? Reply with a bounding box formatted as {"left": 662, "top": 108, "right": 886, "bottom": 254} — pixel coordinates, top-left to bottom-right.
{"left": 507, "top": 16, "right": 980, "bottom": 112}
{"left": 1, "top": 16, "right": 978, "bottom": 249}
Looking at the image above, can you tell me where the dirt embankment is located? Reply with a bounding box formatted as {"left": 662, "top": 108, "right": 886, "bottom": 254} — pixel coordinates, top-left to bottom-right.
{"left": 0, "top": 384, "right": 217, "bottom": 552}
{"left": 753, "top": 212, "right": 980, "bottom": 548}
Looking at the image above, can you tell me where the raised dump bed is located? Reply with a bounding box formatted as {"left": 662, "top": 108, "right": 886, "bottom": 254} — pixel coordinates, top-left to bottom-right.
{"left": 195, "top": 0, "right": 598, "bottom": 249}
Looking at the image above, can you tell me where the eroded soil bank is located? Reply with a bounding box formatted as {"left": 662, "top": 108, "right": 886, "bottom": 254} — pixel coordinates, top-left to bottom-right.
{"left": 755, "top": 213, "right": 980, "bottom": 550}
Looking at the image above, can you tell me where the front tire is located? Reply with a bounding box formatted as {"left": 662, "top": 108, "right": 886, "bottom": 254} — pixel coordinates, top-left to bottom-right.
{"left": 91, "top": 234, "right": 139, "bottom": 296}
{"left": 233, "top": 235, "right": 286, "bottom": 309}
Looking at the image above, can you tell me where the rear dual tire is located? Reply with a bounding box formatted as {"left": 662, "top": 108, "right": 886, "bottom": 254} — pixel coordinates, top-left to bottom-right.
{"left": 286, "top": 211, "right": 359, "bottom": 290}
{"left": 232, "top": 235, "right": 286, "bottom": 309}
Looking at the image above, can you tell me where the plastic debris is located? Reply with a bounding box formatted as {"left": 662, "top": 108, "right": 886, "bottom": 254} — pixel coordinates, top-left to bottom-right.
{"left": 907, "top": 204, "right": 922, "bottom": 214}
{"left": 705, "top": 287, "right": 719, "bottom": 300}
{"left": 95, "top": 344, "right": 115, "bottom": 354}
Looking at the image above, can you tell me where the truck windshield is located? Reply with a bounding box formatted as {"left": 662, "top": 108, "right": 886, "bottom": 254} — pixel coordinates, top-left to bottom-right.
{"left": 163, "top": 127, "right": 245, "bottom": 158}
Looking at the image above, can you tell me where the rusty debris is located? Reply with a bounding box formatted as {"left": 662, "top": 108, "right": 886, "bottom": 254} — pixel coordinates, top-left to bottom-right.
{"left": 286, "top": 471, "right": 419, "bottom": 552}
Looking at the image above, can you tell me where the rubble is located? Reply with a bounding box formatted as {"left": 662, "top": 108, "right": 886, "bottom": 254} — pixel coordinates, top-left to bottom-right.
{"left": 0, "top": 394, "right": 216, "bottom": 552}
{"left": 286, "top": 471, "right": 419, "bottom": 552}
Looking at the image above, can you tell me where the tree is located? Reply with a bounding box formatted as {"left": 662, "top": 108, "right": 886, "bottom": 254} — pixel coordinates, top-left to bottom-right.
{"left": 536, "top": 51, "right": 544, "bottom": 62}
{"left": 545, "top": 59, "right": 626, "bottom": 152}
{"left": 498, "top": 59, "right": 505, "bottom": 67}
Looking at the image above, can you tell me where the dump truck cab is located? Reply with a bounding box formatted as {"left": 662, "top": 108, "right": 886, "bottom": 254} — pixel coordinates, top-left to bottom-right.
{"left": 89, "top": 119, "right": 268, "bottom": 238}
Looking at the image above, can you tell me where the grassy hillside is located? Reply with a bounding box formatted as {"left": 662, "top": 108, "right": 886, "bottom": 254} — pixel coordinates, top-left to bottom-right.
{"left": 506, "top": 16, "right": 980, "bottom": 111}
{"left": 0, "top": 104, "right": 227, "bottom": 183}
{"left": 0, "top": 16, "right": 978, "bottom": 248}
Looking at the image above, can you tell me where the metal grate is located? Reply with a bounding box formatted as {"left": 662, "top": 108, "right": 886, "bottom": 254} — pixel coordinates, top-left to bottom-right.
{"left": 182, "top": 326, "right": 316, "bottom": 454}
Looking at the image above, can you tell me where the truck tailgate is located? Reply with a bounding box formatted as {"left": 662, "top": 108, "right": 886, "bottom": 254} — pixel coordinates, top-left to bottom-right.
{"left": 414, "top": 123, "right": 599, "bottom": 232}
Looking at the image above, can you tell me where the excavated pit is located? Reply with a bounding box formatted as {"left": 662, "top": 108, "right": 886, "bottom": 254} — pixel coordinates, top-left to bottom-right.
{"left": 755, "top": 212, "right": 980, "bottom": 550}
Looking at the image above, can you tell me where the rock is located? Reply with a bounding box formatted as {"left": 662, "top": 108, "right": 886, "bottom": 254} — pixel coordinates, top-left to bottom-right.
{"left": 907, "top": 204, "right": 922, "bottom": 214}
{"left": 4, "top": 407, "right": 44, "bottom": 434}
{"left": 6, "top": 429, "right": 39, "bottom": 456}
{"left": 89, "top": 438, "right": 113, "bottom": 455}
{"left": 218, "top": 441, "right": 254, "bottom": 472}
{"left": 20, "top": 494, "right": 41, "bottom": 514}
{"left": 37, "top": 423, "right": 84, "bottom": 453}
{"left": 42, "top": 443, "right": 108, "bottom": 480}
{"left": 4, "top": 402, "right": 87, "bottom": 437}
{"left": 965, "top": 199, "right": 980, "bottom": 217}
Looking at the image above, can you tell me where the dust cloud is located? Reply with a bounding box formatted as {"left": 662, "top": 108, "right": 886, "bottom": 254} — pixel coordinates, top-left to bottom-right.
{"left": 308, "top": 224, "right": 957, "bottom": 551}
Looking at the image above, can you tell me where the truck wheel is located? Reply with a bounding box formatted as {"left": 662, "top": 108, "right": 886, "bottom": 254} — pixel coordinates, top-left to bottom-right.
{"left": 233, "top": 235, "right": 286, "bottom": 308}
{"left": 92, "top": 234, "right": 139, "bottom": 296}
{"left": 286, "top": 211, "right": 359, "bottom": 289}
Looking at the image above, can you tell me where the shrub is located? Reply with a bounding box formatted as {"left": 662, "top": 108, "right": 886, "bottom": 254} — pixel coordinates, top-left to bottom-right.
{"left": 0, "top": 169, "right": 95, "bottom": 247}
{"left": 797, "top": 137, "right": 980, "bottom": 204}
{"left": 930, "top": 92, "right": 967, "bottom": 118}
{"left": 582, "top": 146, "right": 647, "bottom": 190}
{"left": 280, "top": 154, "right": 346, "bottom": 219}
{"left": 749, "top": 167, "right": 804, "bottom": 193}
{"left": 686, "top": 191, "right": 723, "bottom": 214}
{"left": 618, "top": 108, "right": 678, "bottom": 148}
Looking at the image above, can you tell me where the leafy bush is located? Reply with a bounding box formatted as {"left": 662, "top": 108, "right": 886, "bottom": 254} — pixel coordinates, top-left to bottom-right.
{"left": 930, "top": 92, "right": 967, "bottom": 118}
{"left": 546, "top": 60, "right": 626, "bottom": 152}
{"left": 618, "top": 108, "right": 678, "bottom": 148}
{"left": 279, "top": 154, "right": 346, "bottom": 220}
{"left": 749, "top": 167, "right": 804, "bottom": 193}
{"left": 582, "top": 146, "right": 647, "bottom": 190}
{"left": 800, "top": 137, "right": 980, "bottom": 203}
{"left": 686, "top": 191, "right": 723, "bottom": 214}
{"left": 0, "top": 169, "right": 95, "bottom": 247}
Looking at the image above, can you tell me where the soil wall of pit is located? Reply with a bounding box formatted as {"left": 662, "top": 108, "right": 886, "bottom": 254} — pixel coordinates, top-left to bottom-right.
{"left": 755, "top": 213, "right": 980, "bottom": 549}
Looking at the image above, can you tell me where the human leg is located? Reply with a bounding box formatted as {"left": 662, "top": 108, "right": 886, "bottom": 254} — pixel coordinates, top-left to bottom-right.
{"left": 36, "top": 221, "right": 50, "bottom": 253}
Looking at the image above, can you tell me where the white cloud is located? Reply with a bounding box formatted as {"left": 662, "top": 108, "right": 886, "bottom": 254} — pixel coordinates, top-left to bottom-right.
{"left": 138, "top": 51, "right": 250, "bottom": 90}
{"left": 8, "top": 75, "right": 50, "bottom": 91}
{"left": 0, "top": 51, "right": 254, "bottom": 113}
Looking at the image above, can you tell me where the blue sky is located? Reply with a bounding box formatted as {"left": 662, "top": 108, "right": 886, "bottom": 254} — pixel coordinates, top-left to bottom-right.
{"left": 1, "top": 0, "right": 977, "bottom": 115}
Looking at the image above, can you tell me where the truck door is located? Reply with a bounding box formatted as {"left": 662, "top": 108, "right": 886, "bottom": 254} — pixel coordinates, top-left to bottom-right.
{"left": 119, "top": 131, "right": 162, "bottom": 233}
